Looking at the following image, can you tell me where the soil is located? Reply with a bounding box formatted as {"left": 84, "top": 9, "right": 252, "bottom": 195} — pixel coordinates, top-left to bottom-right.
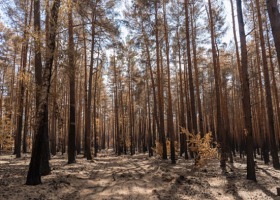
{"left": 0, "top": 150, "right": 280, "bottom": 200}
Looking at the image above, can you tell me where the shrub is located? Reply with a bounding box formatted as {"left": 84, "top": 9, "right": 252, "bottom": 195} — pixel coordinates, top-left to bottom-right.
{"left": 182, "top": 128, "right": 219, "bottom": 167}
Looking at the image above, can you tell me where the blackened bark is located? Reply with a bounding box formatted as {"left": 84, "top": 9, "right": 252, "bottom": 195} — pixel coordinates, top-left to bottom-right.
{"left": 266, "top": 0, "right": 280, "bottom": 71}
{"left": 68, "top": 0, "right": 76, "bottom": 164}
{"left": 256, "top": 0, "right": 280, "bottom": 169}
{"left": 26, "top": 0, "right": 60, "bottom": 185}
{"left": 236, "top": 0, "right": 256, "bottom": 181}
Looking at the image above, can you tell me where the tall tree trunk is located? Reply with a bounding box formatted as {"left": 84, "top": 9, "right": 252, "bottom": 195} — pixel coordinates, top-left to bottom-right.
{"left": 236, "top": 0, "right": 256, "bottom": 181}
{"left": 146, "top": 75, "right": 153, "bottom": 157}
{"left": 266, "top": 0, "right": 280, "bottom": 71}
{"left": 82, "top": 20, "right": 88, "bottom": 157}
{"left": 113, "top": 54, "right": 121, "bottom": 155}
{"left": 266, "top": 18, "right": 280, "bottom": 154}
{"left": 230, "top": 0, "right": 241, "bottom": 76}
{"left": 176, "top": 29, "right": 186, "bottom": 157}
{"left": 141, "top": 19, "right": 159, "bottom": 149}
{"left": 154, "top": 1, "right": 167, "bottom": 159}
{"left": 163, "top": 0, "right": 175, "bottom": 164}
{"left": 184, "top": 0, "right": 197, "bottom": 135}
{"left": 50, "top": 50, "right": 58, "bottom": 156}
{"left": 76, "top": 68, "right": 82, "bottom": 154}
{"left": 207, "top": 0, "right": 226, "bottom": 168}
{"left": 26, "top": 0, "right": 60, "bottom": 185}
{"left": 67, "top": 0, "right": 76, "bottom": 164}
{"left": 85, "top": 6, "right": 97, "bottom": 160}
{"left": 128, "top": 55, "right": 135, "bottom": 155}
{"left": 256, "top": 0, "right": 280, "bottom": 169}
{"left": 93, "top": 53, "right": 100, "bottom": 157}
{"left": 190, "top": 3, "right": 204, "bottom": 136}
{"left": 15, "top": 0, "right": 30, "bottom": 158}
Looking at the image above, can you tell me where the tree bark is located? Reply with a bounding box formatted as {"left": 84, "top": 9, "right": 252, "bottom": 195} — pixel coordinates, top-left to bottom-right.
{"left": 163, "top": 0, "right": 175, "bottom": 164}
{"left": 15, "top": 0, "right": 31, "bottom": 158}
{"left": 185, "top": 0, "right": 197, "bottom": 135}
{"left": 256, "top": 0, "right": 280, "bottom": 169}
{"left": 266, "top": 0, "right": 280, "bottom": 71}
{"left": 236, "top": 0, "right": 256, "bottom": 181}
{"left": 207, "top": 0, "right": 226, "bottom": 168}
{"left": 85, "top": 5, "right": 97, "bottom": 160}
{"left": 26, "top": 0, "right": 60, "bottom": 185}
{"left": 67, "top": 0, "right": 76, "bottom": 164}
{"left": 190, "top": 3, "right": 204, "bottom": 136}
{"left": 154, "top": 1, "right": 167, "bottom": 160}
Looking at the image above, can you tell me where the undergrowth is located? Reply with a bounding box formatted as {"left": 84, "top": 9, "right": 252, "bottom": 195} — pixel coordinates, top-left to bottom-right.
{"left": 153, "top": 129, "right": 219, "bottom": 167}
{"left": 183, "top": 128, "right": 219, "bottom": 167}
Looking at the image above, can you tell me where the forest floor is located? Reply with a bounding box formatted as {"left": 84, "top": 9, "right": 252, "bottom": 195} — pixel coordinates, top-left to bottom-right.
{"left": 0, "top": 150, "right": 280, "bottom": 200}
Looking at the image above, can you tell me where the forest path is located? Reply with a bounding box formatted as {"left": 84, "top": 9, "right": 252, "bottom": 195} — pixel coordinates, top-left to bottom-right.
{"left": 0, "top": 151, "right": 280, "bottom": 200}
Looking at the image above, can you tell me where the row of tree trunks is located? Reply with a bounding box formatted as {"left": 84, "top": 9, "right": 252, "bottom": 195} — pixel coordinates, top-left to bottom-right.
{"left": 2, "top": 0, "right": 279, "bottom": 186}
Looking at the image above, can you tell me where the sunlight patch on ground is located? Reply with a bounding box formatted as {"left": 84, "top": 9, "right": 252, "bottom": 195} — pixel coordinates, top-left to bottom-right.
{"left": 238, "top": 190, "right": 275, "bottom": 200}
{"left": 131, "top": 185, "right": 153, "bottom": 194}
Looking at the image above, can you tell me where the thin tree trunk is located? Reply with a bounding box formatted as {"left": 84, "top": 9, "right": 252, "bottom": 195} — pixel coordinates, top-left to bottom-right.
{"left": 113, "top": 54, "right": 121, "bottom": 155}
{"left": 93, "top": 52, "right": 100, "bottom": 157}
{"left": 85, "top": 6, "right": 97, "bottom": 160}
{"left": 207, "top": 0, "right": 226, "bottom": 168}
{"left": 163, "top": 1, "right": 175, "bottom": 164}
{"left": 67, "top": 0, "right": 76, "bottom": 164}
{"left": 185, "top": 0, "right": 197, "bottom": 135}
{"left": 190, "top": 3, "right": 203, "bottom": 136}
{"left": 176, "top": 28, "right": 186, "bottom": 157}
{"left": 15, "top": 0, "right": 30, "bottom": 158}
{"left": 82, "top": 21, "right": 88, "bottom": 157}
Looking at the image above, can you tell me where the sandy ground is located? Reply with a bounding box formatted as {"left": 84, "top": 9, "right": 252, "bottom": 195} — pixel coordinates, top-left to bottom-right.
{"left": 0, "top": 150, "right": 280, "bottom": 200}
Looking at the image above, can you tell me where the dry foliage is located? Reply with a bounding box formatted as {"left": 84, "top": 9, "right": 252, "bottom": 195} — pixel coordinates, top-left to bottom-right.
{"left": 153, "top": 139, "right": 179, "bottom": 158}
{"left": 182, "top": 128, "right": 219, "bottom": 167}
{"left": 125, "top": 136, "right": 131, "bottom": 150}
{"left": 0, "top": 116, "right": 14, "bottom": 151}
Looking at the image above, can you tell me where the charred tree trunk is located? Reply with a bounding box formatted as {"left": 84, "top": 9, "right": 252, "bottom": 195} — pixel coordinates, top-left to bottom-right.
{"left": 266, "top": 0, "right": 280, "bottom": 71}
{"left": 236, "top": 0, "right": 256, "bottom": 181}
{"left": 67, "top": 0, "right": 76, "bottom": 164}
{"left": 256, "top": 0, "right": 280, "bottom": 169}
{"left": 26, "top": 0, "right": 60, "bottom": 185}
